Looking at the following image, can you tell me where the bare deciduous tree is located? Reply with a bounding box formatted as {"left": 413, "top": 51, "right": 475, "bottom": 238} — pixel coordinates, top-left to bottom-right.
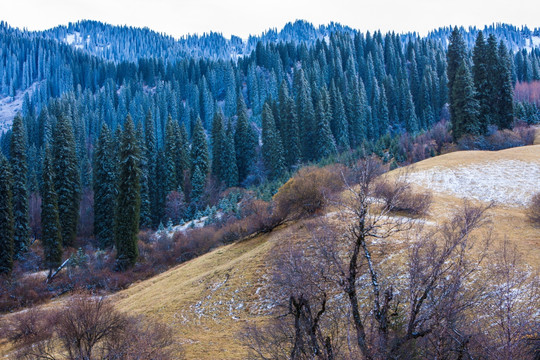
{"left": 244, "top": 157, "right": 537, "bottom": 360}
{"left": 2, "top": 293, "right": 182, "bottom": 360}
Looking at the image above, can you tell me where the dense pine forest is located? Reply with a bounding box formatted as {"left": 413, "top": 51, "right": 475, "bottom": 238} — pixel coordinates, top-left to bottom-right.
{"left": 0, "top": 20, "right": 540, "bottom": 278}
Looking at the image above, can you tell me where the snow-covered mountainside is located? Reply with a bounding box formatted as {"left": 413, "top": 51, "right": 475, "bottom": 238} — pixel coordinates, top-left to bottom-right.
{"left": 0, "top": 82, "right": 41, "bottom": 134}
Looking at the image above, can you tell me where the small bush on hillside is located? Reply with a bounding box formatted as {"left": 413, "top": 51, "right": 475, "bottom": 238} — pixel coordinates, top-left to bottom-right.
{"left": 527, "top": 193, "right": 540, "bottom": 226}
{"left": 374, "top": 179, "right": 432, "bottom": 216}
{"left": 458, "top": 123, "right": 536, "bottom": 151}
{"left": 273, "top": 166, "right": 344, "bottom": 221}
{"left": 1, "top": 293, "right": 182, "bottom": 360}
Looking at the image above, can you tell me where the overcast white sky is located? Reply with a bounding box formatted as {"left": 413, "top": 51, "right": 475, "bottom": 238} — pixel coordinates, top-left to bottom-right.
{"left": 1, "top": 0, "right": 539, "bottom": 39}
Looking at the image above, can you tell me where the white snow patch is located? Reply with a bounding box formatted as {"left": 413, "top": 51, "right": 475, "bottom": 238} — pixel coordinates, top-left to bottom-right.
{"left": 531, "top": 36, "right": 540, "bottom": 48}
{"left": 0, "top": 82, "right": 42, "bottom": 134}
{"left": 65, "top": 33, "right": 76, "bottom": 45}
{"left": 408, "top": 160, "right": 540, "bottom": 206}
{"left": 64, "top": 31, "right": 81, "bottom": 46}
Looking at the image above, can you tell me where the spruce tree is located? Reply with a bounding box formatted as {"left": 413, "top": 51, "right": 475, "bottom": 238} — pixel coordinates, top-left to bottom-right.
{"left": 164, "top": 116, "right": 178, "bottom": 193}
{"left": 93, "top": 124, "right": 117, "bottom": 248}
{"left": 52, "top": 114, "right": 81, "bottom": 247}
{"left": 173, "top": 121, "right": 188, "bottom": 191}
{"left": 221, "top": 124, "right": 239, "bottom": 188}
{"left": 452, "top": 62, "right": 480, "bottom": 140}
{"left": 114, "top": 115, "right": 141, "bottom": 270}
{"left": 262, "top": 102, "right": 285, "bottom": 180}
{"left": 0, "top": 154, "right": 14, "bottom": 275}
{"left": 447, "top": 27, "right": 468, "bottom": 127}
{"left": 234, "top": 96, "right": 257, "bottom": 184}
{"left": 495, "top": 41, "right": 514, "bottom": 129}
{"left": 136, "top": 122, "right": 152, "bottom": 229}
{"left": 329, "top": 82, "right": 350, "bottom": 151}
{"left": 347, "top": 77, "right": 367, "bottom": 148}
{"left": 191, "top": 117, "right": 209, "bottom": 178}
{"left": 278, "top": 81, "right": 300, "bottom": 167}
{"left": 10, "top": 113, "right": 29, "bottom": 255}
{"left": 144, "top": 111, "right": 159, "bottom": 227}
{"left": 294, "top": 69, "right": 316, "bottom": 161}
{"left": 472, "top": 31, "right": 490, "bottom": 134}
{"left": 315, "top": 94, "right": 338, "bottom": 160}
{"left": 211, "top": 111, "right": 225, "bottom": 181}
{"left": 41, "top": 146, "right": 62, "bottom": 275}
{"left": 190, "top": 165, "right": 205, "bottom": 202}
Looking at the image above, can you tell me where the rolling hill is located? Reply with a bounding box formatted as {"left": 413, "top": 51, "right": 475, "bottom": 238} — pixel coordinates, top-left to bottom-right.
{"left": 107, "top": 144, "right": 540, "bottom": 359}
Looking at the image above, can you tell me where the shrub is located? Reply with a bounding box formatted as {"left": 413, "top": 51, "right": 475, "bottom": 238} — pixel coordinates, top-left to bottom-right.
{"left": 374, "top": 178, "right": 432, "bottom": 216}
{"left": 527, "top": 193, "right": 540, "bottom": 226}
{"left": 1, "top": 293, "right": 181, "bottom": 360}
{"left": 273, "top": 166, "right": 344, "bottom": 221}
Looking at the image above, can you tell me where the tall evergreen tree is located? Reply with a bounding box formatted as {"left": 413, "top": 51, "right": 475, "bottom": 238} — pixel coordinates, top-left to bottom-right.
{"left": 234, "top": 96, "right": 257, "bottom": 184}
{"left": 452, "top": 62, "right": 480, "bottom": 140}
{"left": 114, "top": 115, "right": 141, "bottom": 270}
{"left": 144, "top": 111, "right": 159, "bottom": 227}
{"left": 221, "top": 124, "right": 239, "bottom": 188}
{"left": 329, "top": 82, "right": 350, "bottom": 151}
{"left": 164, "top": 115, "right": 178, "bottom": 192}
{"left": 315, "top": 93, "right": 338, "bottom": 160}
{"left": 447, "top": 27, "right": 468, "bottom": 128}
{"left": 41, "top": 146, "right": 62, "bottom": 276}
{"left": 136, "top": 122, "right": 152, "bottom": 229}
{"left": 211, "top": 111, "right": 225, "bottom": 181}
{"left": 294, "top": 69, "right": 316, "bottom": 161}
{"left": 52, "top": 114, "right": 81, "bottom": 247}
{"left": 495, "top": 41, "right": 514, "bottom": 129}
{"left": 10, "top": 113, "right": 29, "bottom": 255}
{"left": 262, "top": 102, "right": 285, "bottom": 180}
{"left": 278, "top": 81, "right": 300, "bottom": 167}
{"left": 0, "top": 154, "right": 14, "bottom": 275}
{"left": 190, "top": 165, "right": 205, "bottom": 202}
{"left": 347, "top": 77, "right": 367, "bottom": 148}
{"left": 472, "top": 31, "right": 490, "bottom": 134}
{"left": 173, "top": 121, "right": 188, "bottom": 191}
{"left": 93, "top": 124, "right": 117, "bottom": 248}
{"left": 191, "top": 117, "right": 210, "bottom": 178}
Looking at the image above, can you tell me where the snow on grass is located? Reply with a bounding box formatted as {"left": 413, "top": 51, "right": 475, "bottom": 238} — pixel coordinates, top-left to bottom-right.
{"left": 408, "top": 160, "right": 540, "bottom": 206}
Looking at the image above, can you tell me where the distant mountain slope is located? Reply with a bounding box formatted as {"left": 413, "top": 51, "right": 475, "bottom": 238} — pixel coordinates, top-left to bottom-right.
{"left": 2, "top": 20, "right": 539, "bottom": 64}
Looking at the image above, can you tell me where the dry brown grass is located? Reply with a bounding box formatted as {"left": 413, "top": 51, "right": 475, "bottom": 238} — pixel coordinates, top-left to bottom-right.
{"left": 534, "top": 126, "right": 540, "bottom": 145}
{"left": 2, "top": 145, "right": 540, "bottom": 359}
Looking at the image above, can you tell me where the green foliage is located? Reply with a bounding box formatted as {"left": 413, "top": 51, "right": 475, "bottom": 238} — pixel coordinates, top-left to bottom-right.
{"left": 221, "top": 125, "right": 239, "bottom": 188}
{"left": 235, "top": 96, "right": 257, "bottom": 184}
{"left": 452, "top": 62, "right": 480, "bottom": 139}
{"left": 211, "top": 111, "right": 225, "bottom": 182}
{"left": 262, "top": 102, "right": 286, "bottom": 180}
{"left": 190, "top": 165, "right": 205, "bottom": 202}
{"left": 278, "top": 81, "right": 301, "bottom": 168}
{"left": 52, "top": 114, "right": 81, "bottom": 247}
{"left": 114, "top": 115, "right": 141, "bottom": 270}
{"left": 190, "top": 117, "right": 209, "bottom": 178}
{"left": 315, "top": 91, "right": 338, "bottom": 160}
{"left": 93, "top": 124, "right": 117, "bottom": 248}
{"left": 10, "top": 113, "right": 29, "bottom": 255}
{"left": 0, "top": 154, "right": 14, "bottom": 275}
{"left": 164, "top": 115, "right": 178, "bottom": 192}
{"left": 41, "top": 146, "right": 63, "bottom": 273}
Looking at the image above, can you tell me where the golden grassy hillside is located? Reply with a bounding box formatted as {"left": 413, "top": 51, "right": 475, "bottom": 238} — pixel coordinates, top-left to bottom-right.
{"left": 112, "top": 145, "right": 540, "bottom": 359}
{"left": 2, "top": 144, "right": 539, "bottom": 359}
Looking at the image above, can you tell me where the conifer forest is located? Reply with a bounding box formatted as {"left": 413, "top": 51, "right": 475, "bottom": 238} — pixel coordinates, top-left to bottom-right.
{"left": 0, "top": 16, "right": 540, "bottom": 360}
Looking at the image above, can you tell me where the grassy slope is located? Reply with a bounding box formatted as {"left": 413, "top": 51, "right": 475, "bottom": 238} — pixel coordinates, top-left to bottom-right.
{"left": 2, "top": 144, "right": 540, "bottom": 359}
{"left": 113, "top": 145, "right": 540, "bottom": 359}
